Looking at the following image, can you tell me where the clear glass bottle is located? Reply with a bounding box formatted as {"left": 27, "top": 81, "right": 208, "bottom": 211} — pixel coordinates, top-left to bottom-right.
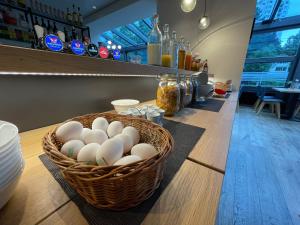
{"left": 179, "top": 75, "right": 187, "bottom": 110}
{"left": 156, "top": 74, "right": 180, "bottom": 116}
{"left": 170, "top": 31, "right": 178, "bottom": 68}
{"left": 147, "top": 14, "right": 162, "bottom": 66}
{"left": 184, "top": 75, "right": 193, "bottom": 106}
{"left": 161, "top": 24, "right": 172, "bottom": 67}
{"left": 178, "top": 37, "right": 186, "bottom": 70}
{"left": 185, "top": 41, "right": 192, "bottom": 70}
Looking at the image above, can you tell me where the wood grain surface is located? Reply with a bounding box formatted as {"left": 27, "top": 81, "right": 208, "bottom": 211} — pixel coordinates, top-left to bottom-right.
{"left": 217, "top": 107, "right": 300, "bottom": 225}
{"left": 0, "top": 94, "right": 237, "bottom": 225}
{"left": 0, "top": 45, "right": 193, "bottom": 76}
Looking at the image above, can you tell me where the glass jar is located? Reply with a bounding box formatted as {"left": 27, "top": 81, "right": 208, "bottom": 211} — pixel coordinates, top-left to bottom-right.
{"left": 156, "top": 74, "right": 180, "bottom": 116}
{"left": 192, "top": 75, "right": 200, "bottom": 103}
{"left": 179, "top": 75, "right": 187, "bottom": 110}
{"left": 184, "top": 75, "right": 193, "bottom": 106}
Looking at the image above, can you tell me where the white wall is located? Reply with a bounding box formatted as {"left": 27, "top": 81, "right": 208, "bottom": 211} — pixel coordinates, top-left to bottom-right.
{"left": 87, "top": 0, "right": 157, "bottom": 43}
{"left": 158, "top": 0, "right": 256, "bottom": 90}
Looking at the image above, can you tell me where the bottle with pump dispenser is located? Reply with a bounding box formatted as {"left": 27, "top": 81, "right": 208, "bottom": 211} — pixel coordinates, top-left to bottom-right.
{"left": 147, "top": 14, "right": 162, "bottom": 66}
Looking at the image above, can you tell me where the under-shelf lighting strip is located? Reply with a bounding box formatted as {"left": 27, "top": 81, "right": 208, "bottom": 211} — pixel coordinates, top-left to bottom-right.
{"left": 0, "top": 72, "right": 158, "bottom": 78}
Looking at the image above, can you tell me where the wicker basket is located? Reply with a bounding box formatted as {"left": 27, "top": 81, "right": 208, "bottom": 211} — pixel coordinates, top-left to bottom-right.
{"left": 42, "top": 112, "right": 174, "bottom": 210}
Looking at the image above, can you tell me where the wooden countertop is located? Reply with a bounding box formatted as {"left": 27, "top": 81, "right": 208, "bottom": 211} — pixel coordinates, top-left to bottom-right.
{"left": 0, "top": 92, "right": 238, "bottom": 225}
{"left": 0, "top": 44, "right": 194, "bottom": 76}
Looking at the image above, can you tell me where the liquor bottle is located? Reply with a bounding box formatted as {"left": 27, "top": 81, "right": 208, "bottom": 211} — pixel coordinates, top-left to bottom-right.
{"left": 184, "top": 41, "right": 192, "bottom": 70}
{"left": 178, "top": 37, "right": 186, "bottom": 70}
{"left": 203, "top": 59, "right": 208, "bottom": 72}
{"left": 161, "top": 24, "right": 172, "bottom": 67}
{"left": 78, "top": 7, "right": 83, "bottom": 26}
{"left": 41, "top": 18, "right": 47, "bottom": 35}
{"left": 71, "top": 26, "right": 77, "bottom": 40}
{"left": 53, "top": 22, "right": 58, "bottom": 34}
{"left": 66, "top": 8, "right": 72, "bottom": 23}
{"left": 46, "top": 20, "right": 53, "bottom": 34}
{"left": 147, "top": 14, "right": 162, "bottom": 66}
{"left": 72, "top": 4, "right": 78, "bottom": 25}
{"left": 170, "top": 31, "right": 178, "bottom": 68}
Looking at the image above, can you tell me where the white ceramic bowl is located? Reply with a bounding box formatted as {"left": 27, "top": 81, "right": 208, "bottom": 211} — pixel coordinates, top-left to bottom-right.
{"left": 111, "top": 99, "right": 140, "bottom": 113}
{"left": 0, "top": 168, "right": 23, "bottom": 209}
{"left": 0, "top": 121, "right": 24, "bottom": 209}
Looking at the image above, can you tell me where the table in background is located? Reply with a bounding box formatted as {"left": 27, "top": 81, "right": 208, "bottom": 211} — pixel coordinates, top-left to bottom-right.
{"left": 273, "top": 88, "right": 300, "bottom": 119}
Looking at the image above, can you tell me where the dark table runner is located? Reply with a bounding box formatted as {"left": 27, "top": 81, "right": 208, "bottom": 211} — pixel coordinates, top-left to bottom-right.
{"left": 39, "top": 119, "right": 205, "bottom": 225}
{"left": 188, "top": 98, "right": 225, "bottom": 112}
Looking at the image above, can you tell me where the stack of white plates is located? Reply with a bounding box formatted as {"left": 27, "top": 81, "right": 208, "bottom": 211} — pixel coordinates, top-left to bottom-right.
{"left": 0, "top": 121, "right": 24, "bottom": 209}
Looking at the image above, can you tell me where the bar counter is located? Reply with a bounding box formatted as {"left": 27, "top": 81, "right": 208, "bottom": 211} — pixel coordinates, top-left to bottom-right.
{"left": 0, "top": 92, "right": 238, "bottom": 225}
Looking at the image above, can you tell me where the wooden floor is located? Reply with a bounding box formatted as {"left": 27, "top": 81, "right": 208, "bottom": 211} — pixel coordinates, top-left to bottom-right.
{"left": 216, "top": 106, "right": 300, "bottom": 225}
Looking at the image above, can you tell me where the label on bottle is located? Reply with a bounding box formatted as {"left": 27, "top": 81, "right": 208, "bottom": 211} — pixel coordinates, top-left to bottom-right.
{"left": 70, "top": 40, "right": 85, "bottom": 55}
{"left": 99, "top": 46, "right": 109, "bottom": 59}
{"left": 87, "top": 43, "right": 98, "bottom": 57}
{"left": 113, "top": 49, "right": 121, "bottom": 60}
{"left": 44, "top": 34, "right": 63, "bottom": 52}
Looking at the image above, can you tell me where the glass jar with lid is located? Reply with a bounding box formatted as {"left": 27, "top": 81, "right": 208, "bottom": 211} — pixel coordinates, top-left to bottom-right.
{"left": 192, "top": 75, "right": 200, "bottom": 103}
{"left": 179, "top": 75, "right": 187, "bottom": 110}
{"left": 184, "top": 75, "right": 193, "bottom": 106}
{"left": 156, "top": 74, "right": 180, "bottom": 116}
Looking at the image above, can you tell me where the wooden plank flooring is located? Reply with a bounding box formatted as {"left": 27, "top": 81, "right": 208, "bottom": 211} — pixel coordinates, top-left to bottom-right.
{"left": 217, "top": 106, "right": 300, "bottom": 225}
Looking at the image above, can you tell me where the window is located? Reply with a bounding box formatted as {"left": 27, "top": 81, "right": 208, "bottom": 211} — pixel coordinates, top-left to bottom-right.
{"left": 247, "top": 28, "right": 300, "bottom": 58}
{"left": 242, "top": 62, "right": 292, "bottom": 87}
{"left": 255, "top": 0, "right": 277, "bottom": 23}
{"left": 114, "top": 26, "right": 145, "bottom": 45}
{"left": 275, "top": 0, "right": 300, "bottom": 19}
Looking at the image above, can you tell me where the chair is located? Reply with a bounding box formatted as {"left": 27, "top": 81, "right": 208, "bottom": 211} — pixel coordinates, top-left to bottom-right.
{"left": 256, "top": 86, "right": 283, "bottom": 119}
{"left": 292, "top": 98, "right": 300, "bottom": 118}
{"left": 253, "top": 86, "right": 275, "bottom": 111}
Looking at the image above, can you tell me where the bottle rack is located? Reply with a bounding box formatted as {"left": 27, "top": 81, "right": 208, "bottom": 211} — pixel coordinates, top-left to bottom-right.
{"left": 0, "top": 2, "right": 90, "bottom": 46}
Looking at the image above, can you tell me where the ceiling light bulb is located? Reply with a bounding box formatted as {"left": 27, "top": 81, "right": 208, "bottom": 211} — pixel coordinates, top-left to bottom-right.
{"left": 199, "top": 16, "right": 210, "bottom": 30}
{"left": 117, "top": 45, "right": 122, "bottom": 50}
{"left": 107, "top": 45, "right": 111, "bottom": 49}
{"left": 107, "top": 40, "right": 112, "bottom": 45}
{"left": 112, "top": 45, "right": 116, "bottom": 50}
{"left": 181, "top": 0, "right": 197, "bottom": 13}
{"left": 92, "top": 6, "right": 97, "bottom": 9}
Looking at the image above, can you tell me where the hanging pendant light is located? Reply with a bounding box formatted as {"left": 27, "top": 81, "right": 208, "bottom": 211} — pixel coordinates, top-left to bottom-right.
{"left": 198, "top": 0, "right": 210, "bottom": 29}
{"left": 181, "top": 0, "right": 197, "bottom": 13}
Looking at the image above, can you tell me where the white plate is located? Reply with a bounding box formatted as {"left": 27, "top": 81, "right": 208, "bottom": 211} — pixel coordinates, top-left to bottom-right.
{"left": 0, "top": 122, "right": 19, "bottom": 150}
{"left": 0, "top": 157, "right": 24, "bottom": 189}
{"left": 0, "top": 141, "right": 22, "bottom": 169}
{"left": 0, "top": 169, "right": 22, "bottom": 209}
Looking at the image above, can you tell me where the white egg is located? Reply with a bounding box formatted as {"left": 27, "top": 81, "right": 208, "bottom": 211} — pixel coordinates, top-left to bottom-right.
{"left": 113, "top": 155, "right": 142, "bottom": 166}
{"left": 80, "top": 128, "right": 91, "bottom": 141}
{"left": 60, "top": 140, "right": 85, "bottom": 159}
{"left": 122, "top": 126, "right": 140, "bottom": 145}
{"left": 56, "top": 121, "right": 83, "bottom": 143}
{"left": 92, "top": 117, "right": 109, "bottom": 132}
{"left": 107, "top": 121, "right": 124, "bottom": 138}
{"left": 77, "top": 143, "right": 100, "bottom": 164}
{"left": 131, "top": 143, "right": 158, "bottom": 160}
{"left": 96, "top": 138, "right": 123, "bottom": 166}
{"left": 113, "top": 134, "right": 133, "bottom": 154}
{"left": 81, "top": 129, "right": 108, "bottom": 145}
